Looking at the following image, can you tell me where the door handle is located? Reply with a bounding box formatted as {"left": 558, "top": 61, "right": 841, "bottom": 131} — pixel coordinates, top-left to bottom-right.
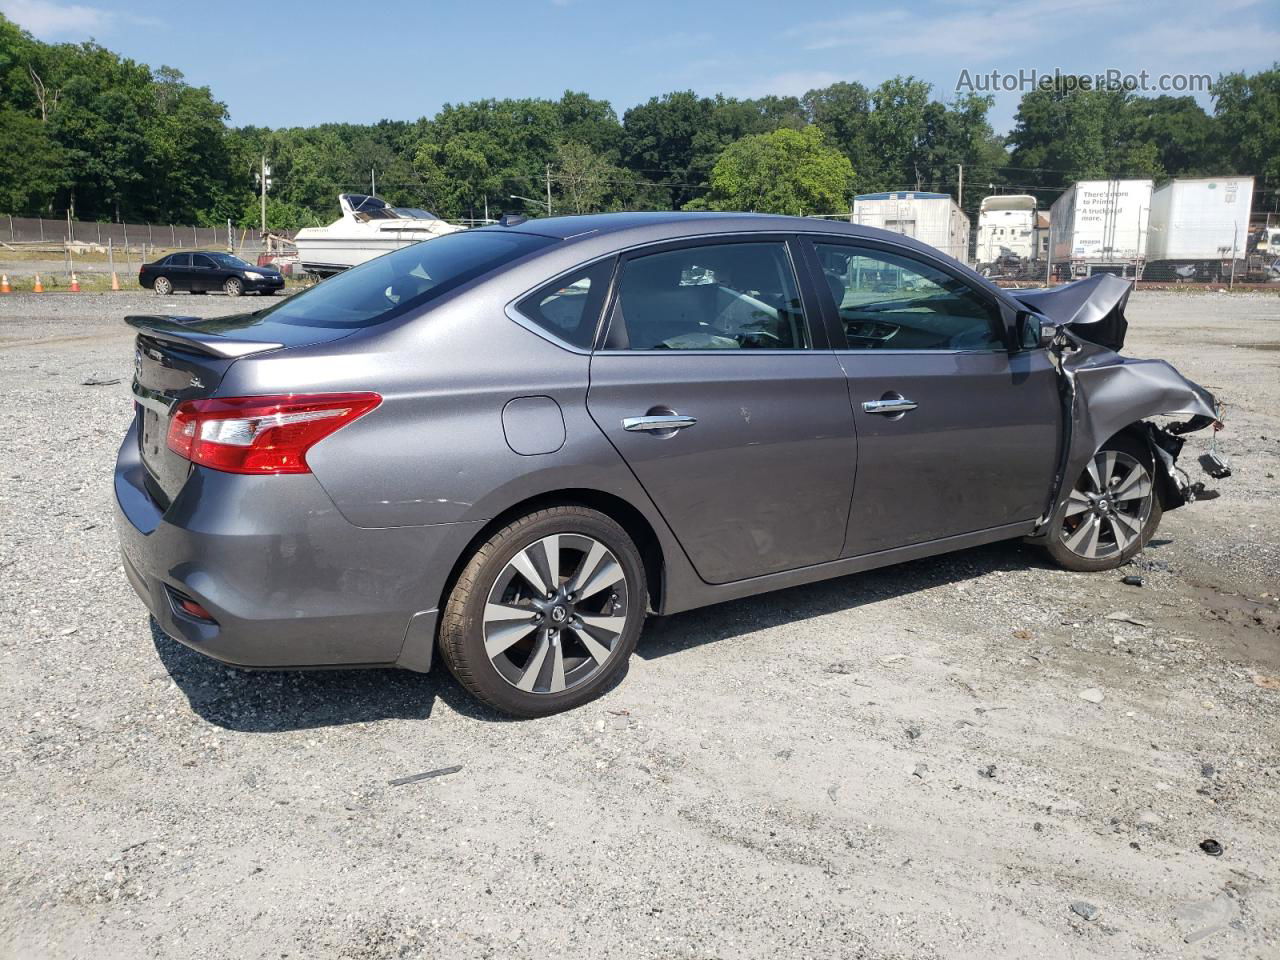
{"left": 622, "top": 414, "right": 697, "bottom": 433}
{"left": 862, "top": 397, "right": 918, "bottom": 415}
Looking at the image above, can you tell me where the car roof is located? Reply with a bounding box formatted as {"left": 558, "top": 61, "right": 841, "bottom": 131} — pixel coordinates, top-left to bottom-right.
{"left": 474, "top": 211, "right": 980, "bottom": 277}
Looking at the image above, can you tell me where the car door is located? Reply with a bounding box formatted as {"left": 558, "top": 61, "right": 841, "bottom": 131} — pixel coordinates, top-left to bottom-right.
{"left": 190, "top": 253, "right": 218, "bottom": 292}
{"left": 801, "top": 237, "right": 1062, "bottom": 556}
{"left": 585, "top": 236, "right": 857, "bottom": 584}
{"left": 164, "top": 253, "right": 192, "bottom": 290}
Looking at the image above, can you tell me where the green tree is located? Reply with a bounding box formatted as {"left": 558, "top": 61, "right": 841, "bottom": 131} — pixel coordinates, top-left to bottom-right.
{"left": 1213, "top": 64, "right": 1280, "bottom": 187}
{"left": 687, "top": 126, "right": 854, "bottom": 215}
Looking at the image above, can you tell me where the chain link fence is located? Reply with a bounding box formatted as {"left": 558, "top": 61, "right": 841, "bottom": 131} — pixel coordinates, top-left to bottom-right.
{"left": 3, "top": 215, "right": 242, "bottom": 251}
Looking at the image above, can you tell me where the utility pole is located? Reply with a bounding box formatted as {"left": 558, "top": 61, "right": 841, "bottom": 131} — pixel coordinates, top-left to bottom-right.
{"left": 957, "top": 163, "right": 964, "bottom": 208}
{"left": 545, "top": 163, "right": 553, "bottom": 217}
{"left": 371, "top": 167, "right": 376, "bottom": 197}
{"left": 258, "top": 155, "right": 271, "bottom": 238}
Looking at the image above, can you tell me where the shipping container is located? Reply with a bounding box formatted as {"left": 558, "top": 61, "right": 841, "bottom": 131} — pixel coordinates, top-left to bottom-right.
{"left": 852, "top": 192, "right": 970, "bottom": 263}
{"left": 1048, "top": 179, "right": 1153, "bottom": 278}
{"left": 1143, "top": 177, "right": 1254, "bottom": 281}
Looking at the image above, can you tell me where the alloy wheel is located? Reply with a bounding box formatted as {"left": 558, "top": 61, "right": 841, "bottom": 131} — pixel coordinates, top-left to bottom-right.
{"left": 1059, "top": 449, "right": 1153, "bottom": 560}
{"left": 483, "top": 533, "right": 629, "bottom": 694}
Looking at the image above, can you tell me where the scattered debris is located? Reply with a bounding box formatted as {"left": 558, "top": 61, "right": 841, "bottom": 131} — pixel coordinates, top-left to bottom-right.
{"left": 912, "top": 762, "right": 928, "bottom": 780}
{"left": 81, "top": 376, "right": 122, "bottom": 386}
{"left": 1137, "top": 811, "right": 1162, "bottom": 828}
{"left": 1121, "top": 575, "right": 1145, "bottom": 587}
{"left": 1105, "top": 611, "right": 1153, "bottom": 627}
{"left": 1199, "top": 838, "right": 1224, "bottom": 857}
{"left": 1070, "top": 900, "right": 1100, "bottom": 921}
{"left": 904, "top": 724, "right": 922, "bottom": 740}
{"left": 1012, "top": 628, "right": 1033, "bottom": 640}
{"left": 825, "top": 661, "right": 858, "bottom": 675}
{"left": 388, "top": 765, "right": 463, "bottom": 787}
{"left": 827, "top": 783, "right": 838, "bottom": 803}
{"left": 977, "top": 764, "right": 997, "bottom": 779}
{"left": 878, "top": 654, "right": 907, "bottom": 666}
{"left": 1174, "top": 891, "right": 1237, "bottom": 944}
{"left": 1201, "top": 762, "right": 1216, "bottom": 778}
{"left": 607, "top": 708, "right": 631, "bottom": 717}
{"left": 1253, "top": 674, "right": 1280, "bottom": 692}
{"left": 1078, "top": 687, "right": 1105, "bottom": 704}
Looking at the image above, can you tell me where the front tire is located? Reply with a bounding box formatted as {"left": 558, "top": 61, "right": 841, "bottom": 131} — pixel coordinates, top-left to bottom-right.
{"left": 224, "top": 277, "right": 243, "bottom": 297}
{"left": 1045, "top": 433, "right": 1162, "bottom": 572}
{"left": 153, "top": 276, "right": 173, "bottom": 296}
{"left": 439, "top": 506, "right": 647, "bottom": 717}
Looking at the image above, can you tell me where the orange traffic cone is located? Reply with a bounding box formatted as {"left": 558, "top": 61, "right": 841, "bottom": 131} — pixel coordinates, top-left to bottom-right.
{"left": 111, "top": 271, "right": 120, "bottom": 291}
{"left": 0, "top": 274, "right": 11, "bottom": 294}
{"left": 32, "top": 273, "right": 44, "bottom": 293}
{"left": 70, "top": 273, "right": 81, "bottom": 293}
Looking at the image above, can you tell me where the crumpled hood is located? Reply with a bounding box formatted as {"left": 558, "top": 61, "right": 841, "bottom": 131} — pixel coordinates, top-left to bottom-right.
{"left": 1014, "top": 274, "right": 1132, "bottom": 351}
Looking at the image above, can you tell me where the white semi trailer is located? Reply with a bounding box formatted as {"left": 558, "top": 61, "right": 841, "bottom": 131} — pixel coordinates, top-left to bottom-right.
{"left": 1144, "top": 177, "right": 1255, "bottom": 282}
{"left": 1048, "top": 179, "right": 1153, "bottom": 279}
{"left": 852, "top": 192, "right": 970, "bottom": 263}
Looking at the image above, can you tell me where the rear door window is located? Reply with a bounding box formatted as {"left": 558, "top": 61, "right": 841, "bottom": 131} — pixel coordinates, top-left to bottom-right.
{"left": 166, "top": 254, "right": 191, "bottom": 267}
{"left": 608, "top": 241, "right": 811, "bottom": 350}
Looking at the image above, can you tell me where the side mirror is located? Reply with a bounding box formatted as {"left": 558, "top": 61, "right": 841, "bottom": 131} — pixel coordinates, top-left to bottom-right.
{"left": 1016, "top": 311, "right": 1057, "bottom": 350}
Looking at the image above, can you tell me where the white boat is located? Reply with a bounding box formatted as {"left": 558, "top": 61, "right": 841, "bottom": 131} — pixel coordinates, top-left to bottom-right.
{"left": 293, "top": 194, "right": 465, "bottom": 275}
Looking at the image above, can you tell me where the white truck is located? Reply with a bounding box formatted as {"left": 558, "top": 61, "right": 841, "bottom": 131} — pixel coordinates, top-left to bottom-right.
{"left": 1144, "top": 177, "right": 1256, "bottom": 282}
{"left": 975, "top": 194, "right": 1038, "bottom": 276}
{"left": 852, "top": 192, "right": 970, "bottom": 263}
{"left": 1048, "top": 179, "right": 1153, "bottom": 279}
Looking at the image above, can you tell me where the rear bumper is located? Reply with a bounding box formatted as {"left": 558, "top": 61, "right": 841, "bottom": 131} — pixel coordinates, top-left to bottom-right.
{"left": 113, "top": 422, "right": 480, "bottom": 671}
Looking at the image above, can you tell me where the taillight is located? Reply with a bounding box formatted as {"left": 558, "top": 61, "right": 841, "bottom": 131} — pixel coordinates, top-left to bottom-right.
{"left": 166, "top": 393, "right": 381, "bottom": 475}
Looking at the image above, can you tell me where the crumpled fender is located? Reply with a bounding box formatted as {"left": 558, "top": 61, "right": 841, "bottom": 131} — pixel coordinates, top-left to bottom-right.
{"left": 1023, "top": 294, "right": 1220, "bottom": 538}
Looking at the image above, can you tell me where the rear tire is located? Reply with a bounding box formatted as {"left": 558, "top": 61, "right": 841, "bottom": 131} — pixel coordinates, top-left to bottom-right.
{"left": 224, "top": 277, "right": 243, "bottom": 297}
{"left": 153, "top": 276, "right": 172, "bottom": 296}
{"left": 1045, "top": 433, "right": 1162, "bottom": 572}
{"left": 439, "top": 506, "right": 647, "bottom": 717}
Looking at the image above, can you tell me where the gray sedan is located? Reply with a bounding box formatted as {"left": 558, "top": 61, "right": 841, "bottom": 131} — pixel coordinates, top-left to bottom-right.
{"left": 115, "top": 212, "right": 1224, "bottom": 716}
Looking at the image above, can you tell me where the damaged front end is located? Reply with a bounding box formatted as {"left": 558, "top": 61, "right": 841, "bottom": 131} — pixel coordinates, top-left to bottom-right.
{"left": 1015, "top": 274, "right": 1227, "bottom": 538}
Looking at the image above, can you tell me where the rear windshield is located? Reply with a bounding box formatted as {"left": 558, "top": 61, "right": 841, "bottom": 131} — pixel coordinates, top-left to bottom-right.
{"left": 259, "top": 231, "right": 556, "bottom": 329}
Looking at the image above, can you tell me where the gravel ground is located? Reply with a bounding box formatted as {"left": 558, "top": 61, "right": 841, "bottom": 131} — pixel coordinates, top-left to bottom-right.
{"left": 1, "top": 290, "right": 1278, "bottom": 959}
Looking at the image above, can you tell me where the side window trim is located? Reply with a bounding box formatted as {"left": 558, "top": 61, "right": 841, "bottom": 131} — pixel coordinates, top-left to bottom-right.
{"left": 799, "top": 234, "right": 1009, "bottom": 353}
{"left": 597, "top": 234, "right": 827, "bottom": 354}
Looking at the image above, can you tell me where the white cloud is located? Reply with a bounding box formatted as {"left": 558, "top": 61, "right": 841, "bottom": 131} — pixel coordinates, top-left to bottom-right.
{"left": 0, "top": 0, "right": 115, "bottom": 37}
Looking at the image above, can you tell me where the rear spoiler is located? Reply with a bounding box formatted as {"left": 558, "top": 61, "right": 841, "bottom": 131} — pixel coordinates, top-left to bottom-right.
{"left": 125, "top": 315, "right": 283, "bottom": 359}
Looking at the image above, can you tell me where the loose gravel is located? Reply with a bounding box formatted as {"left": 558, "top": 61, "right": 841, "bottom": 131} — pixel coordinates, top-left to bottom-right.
{"left": 1, "top": 290, "right": 1278, "bottom": 959}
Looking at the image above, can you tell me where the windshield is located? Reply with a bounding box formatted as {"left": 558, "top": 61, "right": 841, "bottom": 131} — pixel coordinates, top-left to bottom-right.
{"left": 392, "top": 207, "right": 440, "bottom": 220}
{"left": 255, "top": 230, "right": 556, "bottom": 328}
{"left": 208, "top": 253, "right": 251, "bottom": 268}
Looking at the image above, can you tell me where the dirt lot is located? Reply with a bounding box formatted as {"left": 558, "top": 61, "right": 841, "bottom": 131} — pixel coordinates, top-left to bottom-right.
{"left": 1, "top": 290, "right": 1277, "bottom": 959}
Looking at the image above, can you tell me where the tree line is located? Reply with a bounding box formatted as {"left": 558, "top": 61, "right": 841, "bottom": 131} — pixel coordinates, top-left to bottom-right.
{"left": 1, "top": 14, "right": 1276, "bottom": 232}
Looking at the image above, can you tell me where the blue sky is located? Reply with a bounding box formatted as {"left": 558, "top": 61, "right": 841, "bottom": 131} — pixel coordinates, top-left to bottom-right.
{"left": 3, "top": 0, "right": 1277, "bottom": 133}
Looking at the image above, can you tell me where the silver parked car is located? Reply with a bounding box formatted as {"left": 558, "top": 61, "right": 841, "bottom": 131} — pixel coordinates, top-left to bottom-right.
{"left": 116, "top": 212, "right": 1225, "bottom": 716}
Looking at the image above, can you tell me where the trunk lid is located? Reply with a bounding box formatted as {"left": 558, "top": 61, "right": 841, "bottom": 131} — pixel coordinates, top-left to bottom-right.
{"left": 126, "top": 312, "right": 355, "bottom": 504}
